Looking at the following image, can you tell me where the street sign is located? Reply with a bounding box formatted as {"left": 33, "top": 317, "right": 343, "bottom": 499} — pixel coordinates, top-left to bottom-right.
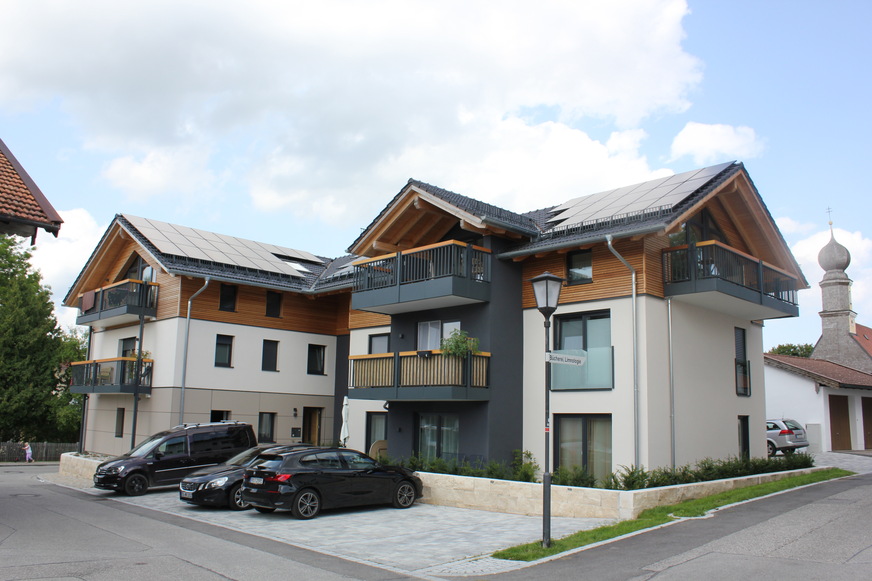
{"left": 545, "top": 352, "right": 587, "bottom": 366}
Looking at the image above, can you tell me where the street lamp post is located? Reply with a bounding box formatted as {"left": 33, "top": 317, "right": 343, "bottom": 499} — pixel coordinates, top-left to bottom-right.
{"left": 530, "top": 271, "right": 564, "bottom": 549}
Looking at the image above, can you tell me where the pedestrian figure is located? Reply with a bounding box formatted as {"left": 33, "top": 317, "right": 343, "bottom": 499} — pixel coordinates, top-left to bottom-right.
{"left": 23, "top": 442, "right": 33, "bottom": 463}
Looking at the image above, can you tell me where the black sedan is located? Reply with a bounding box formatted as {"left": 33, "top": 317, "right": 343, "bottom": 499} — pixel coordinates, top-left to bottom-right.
{"left": 241, "top": 447, "right": 423, "bottom": 519}
{"left": 179, "top": 444, "right": 310, "bottom": 510}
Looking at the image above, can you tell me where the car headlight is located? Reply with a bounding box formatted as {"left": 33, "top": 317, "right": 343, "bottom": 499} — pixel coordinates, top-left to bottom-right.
{"left": 205, "top": 477, "right": 229, "bottom": 489}
{"left": 103, "top": 465, "right": 124, "bottom": 474}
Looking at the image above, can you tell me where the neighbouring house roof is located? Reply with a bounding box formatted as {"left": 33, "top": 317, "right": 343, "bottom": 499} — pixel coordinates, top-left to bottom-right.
{"left": 63, "top": 214, "right": 355, "bottom": 305}
{"left": 764, "top": 354, "right": 872, "bottom": 390}
{"left": 0, "top": 137, "right": 63, "bottom": 242}
{"left": 852, "top": 323, "right": 872, "bottom": 361}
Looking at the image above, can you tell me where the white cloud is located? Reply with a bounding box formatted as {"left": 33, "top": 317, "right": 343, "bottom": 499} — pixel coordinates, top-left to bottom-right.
{"left": 775, "top": 216, "right": 816, "bottom": 236}
{"left": 670, "top": 122, "right": 765, "bottom": 165}
{"left": 29, "top": 209, "right": 107, "bottom": 331}
{"left": 102, "top": 145, "right": 216, "bottom": 201}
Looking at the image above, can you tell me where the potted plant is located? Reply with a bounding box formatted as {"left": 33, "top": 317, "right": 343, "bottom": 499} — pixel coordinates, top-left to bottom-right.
{"left": 440, "top": 329, "right": 480, "bottom": 358}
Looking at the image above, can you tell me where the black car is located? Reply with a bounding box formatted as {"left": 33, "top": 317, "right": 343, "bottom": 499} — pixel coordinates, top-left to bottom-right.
{"left": 179, "top": 444, "right": 310, "bottom": 510}
{"left": 241, "top": 447, "right": 423, "bottom": 519}
{"left": 94, "top": 421, "right": 257, "bottom": 496}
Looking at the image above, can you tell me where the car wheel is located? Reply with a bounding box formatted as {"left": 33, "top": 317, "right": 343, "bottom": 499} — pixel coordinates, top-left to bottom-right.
{"left": 784, "top": 448, "right": 795, "bottom": 455}
{"left": 228, "top": 483, "right": 249, "bottom": 510}
{"left": 291, "top": 489, "right": 321, "bottom": 519}
{"left": 767, "top": 441, "right": 777, "bottom": 457}
{"left": 392, "top": 480, "right": 416, "bottom": 509}
{"left": 254, "top": 506, "right": 276, "bottom": 514}
{"left": 123, "top": 473, "right": 148, "bottom": 496}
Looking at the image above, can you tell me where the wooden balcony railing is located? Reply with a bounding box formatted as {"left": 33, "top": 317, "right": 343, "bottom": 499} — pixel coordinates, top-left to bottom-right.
{"left": 349, "top": 351, "right": 490, "bottom": 389}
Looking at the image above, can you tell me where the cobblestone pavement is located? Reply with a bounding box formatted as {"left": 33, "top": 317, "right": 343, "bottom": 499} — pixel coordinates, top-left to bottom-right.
{"left": 36, "top": 450, "right": 872, "bottom": 579}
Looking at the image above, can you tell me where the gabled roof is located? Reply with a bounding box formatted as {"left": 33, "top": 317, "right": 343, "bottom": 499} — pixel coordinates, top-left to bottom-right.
{"left": 64, "top": 214, "right": 354, "bottom": 305}
{"left": 0, "top": 137, "right": 63, "bottom": 242}
{"left": 764, "top": 354, "right": 872, "bottom": 390}
{"left": 852, "top": 323, "right": 872, "bottom": 361}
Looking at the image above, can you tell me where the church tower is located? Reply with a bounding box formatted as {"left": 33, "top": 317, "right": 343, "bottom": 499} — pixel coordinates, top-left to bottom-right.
{"left": 811, "top": 226, "right": 872, "bottom": 372}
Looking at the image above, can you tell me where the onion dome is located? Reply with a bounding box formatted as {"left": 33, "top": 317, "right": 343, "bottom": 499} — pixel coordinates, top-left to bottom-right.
{"left": 818, "top": 228, "right": 851, "bottom": 272}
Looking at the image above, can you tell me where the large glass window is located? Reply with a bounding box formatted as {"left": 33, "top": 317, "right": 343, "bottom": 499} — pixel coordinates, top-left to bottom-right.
{"left": 555, "top": 414, "right": 612, "bottom": 483}
{"left": 215, "top": 335, "right": 234, "bottom": 367}
{"left": 553, "top": 311, "right": 613, "bottom": 390}
{"left": 417, "top": 413, "right": 459, "bottom": 461}
{"left": 266, "top": 290, "right": 282, "bottom": 318}
{"left": 369, "top": 334, "right": 390, "bottom": 354}
{"left": 219, "top": 284, "right": 238, "bottom": 312}
{"left": 417, "top": 320, "right": 460, "bottom": 350}
{"left": 366, "top": 412, "right": 388, "bottom": 454}
{"left": 307, "top": 344, "right": 326, "bottom": 375}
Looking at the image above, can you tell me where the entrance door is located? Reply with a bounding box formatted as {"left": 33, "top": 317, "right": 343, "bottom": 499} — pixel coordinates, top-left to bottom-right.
{"left": 303, "top": 407, "right": 322, "bottom": 445}
{"left": 863, "top": 398, "right": 872, "bottom": 449}
{"left": 829, "top": 395, "right": 852, "bottom": 450}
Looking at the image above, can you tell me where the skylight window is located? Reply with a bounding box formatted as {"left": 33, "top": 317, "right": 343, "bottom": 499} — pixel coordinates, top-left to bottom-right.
{"left": 272, "top": 254, "right": 312, "bottom": 273}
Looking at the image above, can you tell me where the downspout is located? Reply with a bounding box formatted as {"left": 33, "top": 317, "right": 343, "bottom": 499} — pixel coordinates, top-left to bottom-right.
{"left": 605, "top": 235, "right": 639, "bottom": 467}
{"left": 667, "top": 298, "right": 676, "bottom": 468}
{"left": 179, "top": 277, "right": 210, "bottom": 425}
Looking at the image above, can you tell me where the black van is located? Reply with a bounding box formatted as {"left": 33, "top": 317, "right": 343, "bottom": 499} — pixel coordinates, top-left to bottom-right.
{"left": 93, "top": 421, "right": 257, "bottom": 496}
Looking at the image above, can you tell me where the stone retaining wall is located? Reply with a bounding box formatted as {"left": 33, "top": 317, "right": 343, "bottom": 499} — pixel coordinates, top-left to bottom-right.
{"left": 59, "top": 452, "right": 105, "bottom": 480}
{"left": 417, "top": 467, "right": 822, "bottom": 520}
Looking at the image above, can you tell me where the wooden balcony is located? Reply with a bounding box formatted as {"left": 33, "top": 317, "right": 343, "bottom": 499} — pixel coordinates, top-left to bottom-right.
{"left": 351, "top": 241, "right": 491, "bottom": 315}
{"left": 663, "top": 241, "right": 799, "bottom": 320}
{"left": 69, "top": 357, "right": 153, "bottom": 395}
{"left": 75, "top": 279, "right": 159, "bottom": 327}
{"left": 347, "top": 351, "right": 491, "bottom": 401}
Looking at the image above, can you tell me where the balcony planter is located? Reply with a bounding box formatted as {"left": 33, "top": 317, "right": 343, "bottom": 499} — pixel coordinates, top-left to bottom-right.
{"left": 440, "top": 329, "right": 480, "bottom": 358}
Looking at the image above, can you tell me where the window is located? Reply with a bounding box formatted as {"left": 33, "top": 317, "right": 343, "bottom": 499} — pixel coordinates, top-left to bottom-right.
{"left": 369, "top": 333, "right": 390, "bottom": 354}
{"left": 219, "top": 284, "right": 238, "bottom": 312}
{"left": 553, "top": 311, "right": 613, "bottom": 389}
{"left": 210, "top": 410, "right": 230, "bottom": 422}
{"left": 115, "top": 408, "right": 125, "bottom": 438}
{"left": 554, "top": 414, "right": 612, "bottom": 483}
{"left": 262, "top": 339, "right": 279, "bottom": 372}
{"left": 366, "top": 412, "right": 388, "bottom": 454}
{"left": 417, "top": 320, "right": 460, "bottom": 350}
{"left": 119, "top": 337, "right": 137, "bottom": 358}
{"left": 307, "top": 344, "right": 326, "bottom": 375}
{"left": 338, "top": 450, "right": 378, "bottom": 470}
{"left": 567, "top": 250, "right": 592, "bottom": 284}
{"left": 258, "top": 412, "right": 277, "bottom": 443}
{"left": 735, "top": 327, "right": 750, "bottom": 396}
{"left": 417, "top": 413, "right": 459, "bottom": 461}
{"left": 215, "top": 335, "right": 234, "bottom": 367}
{"left": 266, "top": 290, "right": 282, "bottom": 318}
{"left": 157, "top": 435, "right": 187, "bottom": 456}
{"left": 123, "top": 254, "right": 154, "bottom": 282}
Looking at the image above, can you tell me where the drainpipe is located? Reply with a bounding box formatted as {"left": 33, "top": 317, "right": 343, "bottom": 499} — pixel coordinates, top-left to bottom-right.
{"left": 605, "top": 235, "right": 639, "bottom": 467}
{"left": 667, "top": 298, "right": 676, "bottom": 468}
{"left": 179, "top": 277, "right": 210, "bottom": 425}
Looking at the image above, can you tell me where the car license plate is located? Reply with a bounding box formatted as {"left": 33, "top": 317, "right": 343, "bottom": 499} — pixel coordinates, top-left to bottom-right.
{"left": 250, "top": 477, "right": 263, "bottom": 485}
{"left": 181, "top": 490, "right": 193, "bottom": 499}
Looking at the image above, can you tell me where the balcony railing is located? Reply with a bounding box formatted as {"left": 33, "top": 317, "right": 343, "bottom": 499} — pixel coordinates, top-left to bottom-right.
{"left": 348, "top": 351, "right": 490, "bottom": 400}
{"left": 351, "top": 241, "right": 491, "bottom": 314}
{"left": 662, "top": 241, "right": 799, "bottom": 318}
{"left": 550, "top": 347, "right": 615, "bottom": 390}
{"left": 69, "top": 357, "right": 153, "bottom": 394}
{"left": 76, "top": 279, "right": 159, "bottom": 326}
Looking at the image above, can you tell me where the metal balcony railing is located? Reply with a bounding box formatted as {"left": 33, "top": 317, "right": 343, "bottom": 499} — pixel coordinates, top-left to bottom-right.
{"left": 69, "top": 357, "right": 154, "bottom": 393}
{"left": 663, "top": 241, "right": 798, "bottom": 306}
{"left": 349, "top": 351, "right": 490, "bottom": 390}
{"left": 353, "top": 241, "right": 491, "bottom": 292}
{"left": 76, "top": 279, "right": 159, "bottom": 322}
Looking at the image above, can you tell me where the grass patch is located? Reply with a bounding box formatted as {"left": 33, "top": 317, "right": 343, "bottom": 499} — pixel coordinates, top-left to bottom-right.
{"left": 493, "top": 467, "right": 853, "bottom": 562}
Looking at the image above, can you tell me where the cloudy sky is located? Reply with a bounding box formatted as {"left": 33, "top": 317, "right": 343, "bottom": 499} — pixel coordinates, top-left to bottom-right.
{"left": 2, "top": 0, "right": 870, "bottom": 349}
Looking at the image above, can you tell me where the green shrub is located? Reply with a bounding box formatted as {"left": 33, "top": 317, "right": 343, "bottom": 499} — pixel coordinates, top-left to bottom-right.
{"left": 511, "top": 450, "right": 539, "bottom": 482}
{"left": 553, "top": 464, "right": 597, "bottom": 488}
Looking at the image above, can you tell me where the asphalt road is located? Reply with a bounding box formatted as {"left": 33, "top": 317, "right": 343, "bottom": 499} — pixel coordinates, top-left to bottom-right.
{"left": 2, "top": 454, "right": 872, "bottom": 580}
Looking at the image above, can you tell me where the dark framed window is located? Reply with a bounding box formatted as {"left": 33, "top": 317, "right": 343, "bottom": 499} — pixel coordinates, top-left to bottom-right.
{"left": 119, "top": 337, "right": 137, "bottom": 358}
{"left": 369, "top": 333, "right": 390, "bottom": 354}
{"left": 262, "top": 339, "right": 279, "bottom": 372}
{"left": 115, "top": 408, "right": 125, "bottom": 438}
{"left": 266, "top": 290, "right": 282, "bottom": 318}
{"left": 553, "top": 311, "right": 613, "bottom": 390}
{"left": 417, "top": 320, "right": 460, "bottom": 350}
{"left": 554, "top": 414, "right": 612, "bottom": 483}
{"left": 219, "top": 284, "right": 238, "bottom": 312}
{"left": 258, "top": 412, "right": 277, "bottom": 443}
{"left": 210, "top": 410, "right": 230, "bottom": 422}
{"left": 215, "top": 334, "right": 234, "bottom": 367}
{"left": 416, "top": 413, "right": 459, "bottom": 461}
{"left": 366, "top": 412, "right": 388, "bottom": 455}
{"left": 123, "top": 254, "right": 154, "bottom": 282}
{"left": 735, "top": 327, "right": 750, "bottom": 396}
{"left": 567, "top": 249, "right": 592, "bottom": 284}
{"left": 307, "top": 344, "right": 326, "bottom": 375}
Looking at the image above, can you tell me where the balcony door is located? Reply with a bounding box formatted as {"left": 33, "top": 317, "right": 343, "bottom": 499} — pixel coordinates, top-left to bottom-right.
{"left": 417, "top": 413, "right": 459, "bottom": 461}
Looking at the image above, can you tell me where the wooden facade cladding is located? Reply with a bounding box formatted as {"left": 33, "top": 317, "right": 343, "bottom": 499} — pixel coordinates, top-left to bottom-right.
{"left": 349, "top": 308, "right": 391, "bottom": 330}
{"left": 179, "top": 277, "right": 350, "bottom": 336}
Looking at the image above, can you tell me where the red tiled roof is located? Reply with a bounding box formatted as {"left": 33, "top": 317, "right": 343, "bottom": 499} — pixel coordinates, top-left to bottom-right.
{"left": 852, "top": 323, "right": 872, "bottom": 361}
{"left": 0, "top": 137, "right": 62, "bottom": 240}
{"left": 764, "top": 354, "right": 872, "bottom": 389}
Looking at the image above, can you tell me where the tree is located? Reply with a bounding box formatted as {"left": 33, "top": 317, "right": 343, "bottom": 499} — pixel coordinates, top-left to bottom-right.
{"left": 767, "top": 343, "right": 814, "bottom": 358}
{"left": 0, "top": 235, "right": 86, "bottom": 441}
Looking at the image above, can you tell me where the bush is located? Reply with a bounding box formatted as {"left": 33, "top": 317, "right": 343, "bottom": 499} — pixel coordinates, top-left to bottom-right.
{"left": 511, "top": 450, "right": 539, "bottom": 482}
{"left": 553, "top": 464, "right": 597, "bottom": 488}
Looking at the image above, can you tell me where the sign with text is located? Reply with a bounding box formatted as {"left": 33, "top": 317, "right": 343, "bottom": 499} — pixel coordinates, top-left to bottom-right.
{"left": 546, "top": 352, "right": 587, "bottom": 366}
